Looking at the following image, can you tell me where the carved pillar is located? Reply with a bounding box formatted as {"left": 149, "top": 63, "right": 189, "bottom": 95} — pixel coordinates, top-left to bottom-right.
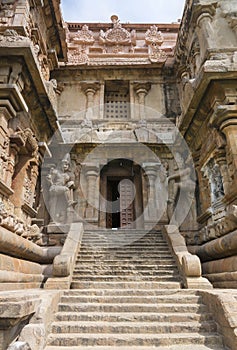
{"left": 214, "top": 106, "right": 237, "bottom": 186}
{"left": 133, "top": 82, "right": 151, "bottom": 120}
{"left": 142, "top": 162, "right": 160, "bottom": 226}
{"left": 0, "top": 84, "right": 28, "bottom": 197}
{"left": 83, "top": 163, "right": 100, "bottom": 222}
{"left": 81, "top": 82, "right": 100, "bottom": 119}
{"left": 10, "top": 129, "right": 39, "bottom": 219}
{"left": 194, "top": 4, "right": 217, "bottom": 58}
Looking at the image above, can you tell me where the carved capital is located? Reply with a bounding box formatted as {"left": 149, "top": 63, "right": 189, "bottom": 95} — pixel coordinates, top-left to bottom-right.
{"left": 81, "top": 81, "right": 100, "bottom": 95}
{"left": 193, "top": 3, "right": 218, "bottom": 25}
{"left": 211, "top": 104, "right": 237, "bottom": 131}
{"left": 133, "top": 82, "right": 151, "bottom": 96}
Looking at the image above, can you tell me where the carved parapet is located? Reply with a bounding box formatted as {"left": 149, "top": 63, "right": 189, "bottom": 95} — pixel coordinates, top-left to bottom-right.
{"left": 162, "top": 225, "right": 213, "bottom": 289}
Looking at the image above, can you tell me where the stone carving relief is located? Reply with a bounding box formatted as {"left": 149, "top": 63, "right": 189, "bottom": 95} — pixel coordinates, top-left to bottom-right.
{"left": 99, "top": 15, "right": 134, "bottom": 46}
{"left": 145, "top": 26, "right": 167, "bottom": 63}
{"left": 65, "top": 16, "right": 174, "bottom": 65}
{"left": 10, "top": 128, "right": 38, "bottom": 157}
{"left": 167, "top": 153, "right": 197, "bottom": 228}
{"left": 145, "top": 25, "right": 163, "bottom": 45}
{"left": 0, "top": 29, "right": 30, "bottom": 43}
{"left": 149, "top": 42, "right": 167, "bottom": 63}
{"left": 0, "top": 199, "right": 44, "bottom": 245}
{"left": 202, "top": 159, "right": 225, "bottom": 205}
{"left": 0, "top": 0, "right": 16, "bottom": 26}
{"left": 72, "top": 24, "right": 95, "bottom": 45}
{"left": 0, "top": 140, "right": 10, "bottom": 183}
{"left": 67, "top": 48, "right": 89, "bottom": 65}
{"left": 47, "top": 153, "right": 78, "bottom": 224}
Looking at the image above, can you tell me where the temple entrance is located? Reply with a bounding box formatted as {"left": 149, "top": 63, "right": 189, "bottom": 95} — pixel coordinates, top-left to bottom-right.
{"left": 99, "top": 159, "right": 144, "bottom": 229}
{"left": 107, "top": 178, "right": 135, "bottom": 229}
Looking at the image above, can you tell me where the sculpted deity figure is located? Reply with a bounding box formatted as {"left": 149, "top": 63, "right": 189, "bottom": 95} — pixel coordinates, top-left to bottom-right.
{"left": 47, "top": 154, "right": 77, "bottom": 223}
{"left": 167, "top": 154, "right": 196, "bottom": 226}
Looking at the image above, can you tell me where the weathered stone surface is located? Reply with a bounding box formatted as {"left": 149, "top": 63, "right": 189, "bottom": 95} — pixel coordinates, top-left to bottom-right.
{"left": 0, "top": 226, "right": 61, "bottom": 263}
{"left": 162, "top": 225, "right": 212, "bottom": 289}
{"left": 0, "top": 253, "right": 42, "bottom": 275}
{"left": 44, "top": 229, "right": 224, "bottom": 349}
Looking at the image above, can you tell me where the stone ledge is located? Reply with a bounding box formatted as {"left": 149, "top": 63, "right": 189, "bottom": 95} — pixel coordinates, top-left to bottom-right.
{"left": 0, "top": 180, "right": 14, "bottom": 197}
{"left": 200, "top": 290, "right": 237, "bottom": 350}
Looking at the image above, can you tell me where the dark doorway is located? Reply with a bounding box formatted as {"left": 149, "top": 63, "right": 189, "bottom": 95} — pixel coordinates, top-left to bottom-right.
{"left": 106, "top": 177, "right": 135, "bottom": 229}
{"left": 107, "top": 179, "right": 121, "bottom": 228}
{"left": 99, "top": 158, "right": 144, "bottom": 229}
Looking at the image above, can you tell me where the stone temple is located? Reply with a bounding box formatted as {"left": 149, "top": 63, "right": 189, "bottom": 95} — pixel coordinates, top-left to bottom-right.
{"left": 0, "top": 0, "right": 237, "bottom": 349}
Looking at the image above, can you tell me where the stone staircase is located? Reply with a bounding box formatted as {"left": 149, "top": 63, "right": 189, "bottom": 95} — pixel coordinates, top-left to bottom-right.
{"left": 45, "top": 229, "right": 226, "bottom": 350}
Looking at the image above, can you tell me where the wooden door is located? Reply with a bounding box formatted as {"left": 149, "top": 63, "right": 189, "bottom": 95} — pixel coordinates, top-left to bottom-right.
{"left": 119, "top": 179, "right": 134, "bottom": 228}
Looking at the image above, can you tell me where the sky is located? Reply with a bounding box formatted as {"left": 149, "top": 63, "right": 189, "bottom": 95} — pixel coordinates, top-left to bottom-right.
{"left": 61, "top": 0, "right": 186, "bottom": 24}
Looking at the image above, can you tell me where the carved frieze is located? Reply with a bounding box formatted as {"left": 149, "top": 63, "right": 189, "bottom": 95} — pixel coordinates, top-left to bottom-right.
{"left": 65, "top": 16, "right": 176, "bottom": 66}
{"left": 72, "top": 24, "right": 95, "bottom": 45}
{"left": 145, "top": 25, "right": 164, "bottom": 45}
{"left": 99, "top": 15, "right": 133, "bottom": 46}
{"left": 0, "top": 29, "right": 30, "bottom": 43}
{"left": 68, "top": 48, "right": 89, "bottom": 65}
{"left": 149, "top": 43, "right": 167, "bottom": 63}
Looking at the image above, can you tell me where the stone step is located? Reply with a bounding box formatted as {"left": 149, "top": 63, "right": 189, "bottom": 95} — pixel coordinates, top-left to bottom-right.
{"left": 46, "top": 332, "right": 223, "bottom": 347}
{"left": 50, "top": 320, "right": 217, "bottom": 334}
{"left": 79, "top": 246, "right": 171, "bottom": 251}
{"left": 77, "top": 254, "right": 176, "bottom": 259}
{"left": 58, "top": 302, "right": 207, "bottom": 313}
{"left": 81, "top": 242, "right": 169, "bottom": 246}
{"left": 73, "top": 269, "right": 179, "bottom": 276}
{"left": 81, "top": 241, "right": 168, "bottom": 246}
{"left": 60, "top": 295, "right": 202, "bottom": 304}
{"left": 72, "top": 275, "right": 180, "bottom": 282}
{"left": 75, "top": 262, "right": 177, "bottom": 267}
{"left": 55, "top": 311, "right": 214, "bottom": 323}
{"left": 45, "top": 346, "right": 225, "bottom": 350}
{"left": 76, "top": 258, "right": 176, "bottom": 264}
{"left": 63, "top": 289, "right": 195, "bottom": 297}
{"left": 70, "top": 281, "right": 181, "bottom": 289}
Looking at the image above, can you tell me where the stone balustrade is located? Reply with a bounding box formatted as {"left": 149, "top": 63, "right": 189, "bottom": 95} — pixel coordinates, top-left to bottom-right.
{"left": 162, "top": 225, "right": 212, "bottom": 289}
{"left": 44, "top": 222, "right": 84, "bottom": 289}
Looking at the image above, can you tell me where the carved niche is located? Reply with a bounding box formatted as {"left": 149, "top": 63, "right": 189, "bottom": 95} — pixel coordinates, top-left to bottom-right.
{"left": 202, "top": 159, "right": 225, "bottom": 205}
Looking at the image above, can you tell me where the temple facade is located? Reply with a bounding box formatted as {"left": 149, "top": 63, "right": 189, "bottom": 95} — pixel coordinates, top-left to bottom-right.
{"left": 1, "top": 0, "right": 237, "bottom": 349}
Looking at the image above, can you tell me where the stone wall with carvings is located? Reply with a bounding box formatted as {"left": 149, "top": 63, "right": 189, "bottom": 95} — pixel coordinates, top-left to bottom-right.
{"left": 0, "top": 0, "right": 67, "bottom": 246}
{"left": 175, "top": 0, "right": 237, "bottom": 288}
